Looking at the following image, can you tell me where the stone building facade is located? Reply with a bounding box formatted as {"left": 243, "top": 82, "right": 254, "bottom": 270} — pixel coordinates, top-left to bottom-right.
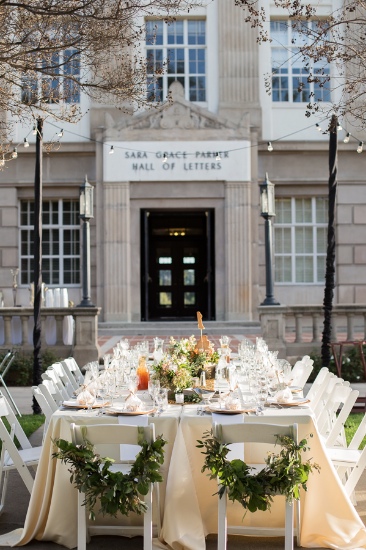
{"left": 0, "top": 0, "right": 365, "bottom": 325}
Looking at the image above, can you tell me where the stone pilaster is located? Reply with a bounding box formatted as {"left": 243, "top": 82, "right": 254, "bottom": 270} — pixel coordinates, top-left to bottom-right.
{"left": 225, "top": 182, "right": 253, "bottom": 320}
{"left": 103, "top": 182, "right": 131, "bottom": 322}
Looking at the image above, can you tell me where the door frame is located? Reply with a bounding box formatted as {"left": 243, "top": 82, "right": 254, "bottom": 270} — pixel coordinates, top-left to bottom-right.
{"left": 141, "top": 208, "right": 215, "bottom": 321}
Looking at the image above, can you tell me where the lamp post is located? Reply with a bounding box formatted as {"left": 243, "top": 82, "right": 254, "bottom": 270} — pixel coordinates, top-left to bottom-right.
{"left": 259, "top": 172, "right": 280, "bottom": 306}
{"left": 78, "top": 175, "right": 95, "bottom": 307}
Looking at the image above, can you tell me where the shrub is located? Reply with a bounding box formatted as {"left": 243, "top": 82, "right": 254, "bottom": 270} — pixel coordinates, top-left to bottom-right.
{"left": 309, "top": 344, "right": 366, "bottom": 383}
{"left": 0, "top": 349, "right": 62, "bottom": 386}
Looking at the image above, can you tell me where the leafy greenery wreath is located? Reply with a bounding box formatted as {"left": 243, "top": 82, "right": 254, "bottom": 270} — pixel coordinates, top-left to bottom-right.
{"left": 197, "top": 430, "right": 320, "bottom": 513}
{"left": 52, "top": 432, "right": 167, "bottom": 520}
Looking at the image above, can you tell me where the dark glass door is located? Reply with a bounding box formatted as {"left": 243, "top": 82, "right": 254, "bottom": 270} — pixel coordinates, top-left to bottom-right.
{"left": 141, "top": 210, "right": 215, "bottom": 320}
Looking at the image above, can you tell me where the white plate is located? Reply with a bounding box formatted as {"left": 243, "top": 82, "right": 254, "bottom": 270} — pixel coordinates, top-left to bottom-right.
{"left": 105, "top": 407, "right": 156, "bottom": 416}
{"left": 207, "top": 404, "right": 255, "bottom": 414}
{"left": 275, "top": 397, "right": 310, "bottom": 407}
{"left": 62, "top": 400, "right": 109, "bottom": 409}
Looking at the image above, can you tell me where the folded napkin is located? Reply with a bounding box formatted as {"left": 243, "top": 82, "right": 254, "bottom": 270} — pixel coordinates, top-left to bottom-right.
{"left": 274, "top": 387, "right": 293, "bottom": 404}
{"left": 76, "top": 388, "right": 95, "bottom": 406}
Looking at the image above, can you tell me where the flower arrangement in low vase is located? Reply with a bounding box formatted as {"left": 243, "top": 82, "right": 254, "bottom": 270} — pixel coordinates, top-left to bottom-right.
{"left": 151, "top": 335, "right": 219, "bottom": 394}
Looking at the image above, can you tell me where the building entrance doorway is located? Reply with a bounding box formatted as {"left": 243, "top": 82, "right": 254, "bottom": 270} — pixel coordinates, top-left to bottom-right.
{"left": 141, "top": 210, "right": 215, "bottom": 321}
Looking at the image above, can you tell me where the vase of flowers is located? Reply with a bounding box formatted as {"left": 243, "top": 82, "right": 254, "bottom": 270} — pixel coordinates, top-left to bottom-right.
{"left": 151, "top": 336, "right": 219, "bottom": 394}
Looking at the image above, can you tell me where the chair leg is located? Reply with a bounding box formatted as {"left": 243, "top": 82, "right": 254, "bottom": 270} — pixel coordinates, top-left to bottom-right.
{"left": 217, "top": 489, "right": 227, "bottom": 550}
{"left": 77, "top": 490, "right": 87, "bottom": 550}
{"left": 143, "top": 488, "right": 153, "bottom": 550}
{"left": 284, "top": 500, "right": 294, "bottom": 550}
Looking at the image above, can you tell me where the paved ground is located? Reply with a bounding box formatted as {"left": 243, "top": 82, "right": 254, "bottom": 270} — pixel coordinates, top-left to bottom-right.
{"left": 0, "top": 386, "right": 365, "bottom": 550}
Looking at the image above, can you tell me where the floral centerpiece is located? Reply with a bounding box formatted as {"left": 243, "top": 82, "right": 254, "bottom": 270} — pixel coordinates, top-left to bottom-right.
{"left": 151, "top": 335, "right": 219, "bottom": 393}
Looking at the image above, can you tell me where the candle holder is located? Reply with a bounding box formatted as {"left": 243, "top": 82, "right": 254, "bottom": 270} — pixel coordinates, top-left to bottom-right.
{"left": 10, "top": 268, "right": 19, "bottom": 307}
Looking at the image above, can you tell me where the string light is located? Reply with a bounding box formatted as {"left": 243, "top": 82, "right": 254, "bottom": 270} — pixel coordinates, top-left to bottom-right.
{"left": 57, "top": 129, "right": 64, "bottom": 137}
{"left": 0, "top": 156, "right": 4, "bottom": 167}
{"left": 316, "top": 123, "right": 322, "bottom": 132}
{"left": 215, "top": 152, "right": 221, "bottom": 161}
{"left": 109, "top": 145, "right": 114, "bottom": 154}
{"left": 337, "top": 122, "right": 343, "bottom": 131}
{"left": 162, "top": 153, "right": 168, "bottom": 163}
{"left": 267, "top": 142, "right": 273, "bottom": 152}
{"left": 343, "top": 132, "right": 351, "bottom": 144}
{"left": 32, "top": 125, "right": 37, "bottom": 135}
{"left": 357, "top": 141, "right": 363, "bottom": 154}
{"left": 11, "top": 148, "right": 17, "bottom": 159}
{"left": 23, "top": 138, "right": 29, "bottom": 148}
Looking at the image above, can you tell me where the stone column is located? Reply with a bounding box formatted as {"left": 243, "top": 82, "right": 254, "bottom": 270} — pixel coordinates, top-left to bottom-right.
{"left": 103, "top": 182, "right": 131, "bottom": 322}
{"left": 225, "top": 182, "right": 253, "bottom": 320}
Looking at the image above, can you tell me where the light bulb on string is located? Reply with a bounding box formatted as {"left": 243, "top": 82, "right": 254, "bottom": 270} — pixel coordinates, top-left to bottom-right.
{"left": 357, "top": 141, "right": 363, "bottom": 154}
{"left": 343, "top": 133, "right": 351, "bottom": 144}
{"left": 23, "top": 138, "right": 29, "bottom": 148}
{"left": 11, "top": 148, "right": 17, "bottom": 159}
{"left": 162, "top": 153, "right": 168, "bottom": 163}
{"left": 216, "top": 152, "right": 221, "bottom": 161}
{"left": 109, "top": 145, "right": 114, "bottom": 154}
{"left": 0, "top": 155, "right": 5, "bottom": 167}
{"left": 267, "top": 142, "right": 273, "bottom": 152}
{"left": 57, "top": 129, "right": 64, "bottom": 138}
{"left": 337, "top": 122, "right": 343, "bottom": 131}
{"left": 315, "top": 123, "right": 322, "bottom": 132}
{"left": 32, "top": 125, "right": 37, "bottom": 135}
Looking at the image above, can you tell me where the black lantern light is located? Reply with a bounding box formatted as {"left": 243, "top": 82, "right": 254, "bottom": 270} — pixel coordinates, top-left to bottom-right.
{"left": 78, "top": 175, "right": 95, "bottom": 307}
{"left": 259, "top": 173, "right": 280, "bottom": 306}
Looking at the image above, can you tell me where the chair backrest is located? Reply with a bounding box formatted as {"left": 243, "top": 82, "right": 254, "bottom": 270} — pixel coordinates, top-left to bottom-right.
{"left": 71, "top": 423, "right": 155, "bottom": 462}
{"left": 305, "top": 367, "right": 332, "bottom": 408}
{"left": 62, "top": 357, "right": 84, "bottom": 385}
{"left": 0, "top": 351, "right": 16, "bottom": 378}
{"left": 39, "top": 379, "right": 63, "bottom": 410}
{"left": 42, "top": 368, "right": 70, "bottom": 400}
{"left": 289, "top": 357, "right": 314, "bottom": 388}
{"left": 60, "top": 360, "right": 79, "bottom": 390}
{"left": 0, "top": 392, "right": 32, "bottom": 450}
{"left": 213, "top": 422, "right": 297, "bottom": 448}
{"left": 320, "top": 386, "right": 359, "bottom": 447}
{"left": 32, "top": 386, "right": 54, "bottom": 421}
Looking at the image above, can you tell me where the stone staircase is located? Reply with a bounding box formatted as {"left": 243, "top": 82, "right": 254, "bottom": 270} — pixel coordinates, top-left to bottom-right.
{"left": 98, "top": 320, "right": 261, "bottom": 337}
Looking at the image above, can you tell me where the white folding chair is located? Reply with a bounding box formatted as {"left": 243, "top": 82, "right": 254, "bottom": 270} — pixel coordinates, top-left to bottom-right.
{"left": 327, "top": 414, "right": 366, "bottom": 501}
{"left": 213, "top": 421, "right": 299, "bottom": 550}
{"left": 288, "top": 356, "right": 314, "bottom": 388}
{"left": 318, "top": 385, "right": 359, "bottom": 448}
{"left": 0, "top": 392, "right": 42, "bottom": 514}
{"left": 38, "top": 379, "right": 63, "bottom": 411}
{"left": 51, "top": 362, "right": 75, "bottom": 398}
{"left": 305, "top": 367, "right": 332, "bottom": 411}
{"left": 0, "top": 351, "right": 21, "bottom": 416}
{"left": 71, "top": 422, "right": 157, "bottom": 550}
{"left": 42, "top": 367, "right": 70, "bottom": 401}
{"left": 32, "top": 386, "right": 54, "bottom": 440}
{"left": 62, "top": 357, "right": 84, "bottom": 386}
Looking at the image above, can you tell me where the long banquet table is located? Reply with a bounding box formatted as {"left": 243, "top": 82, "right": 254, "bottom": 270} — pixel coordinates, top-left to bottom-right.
{"left": 0, "top": 402, "right": 366, "bottom": 549}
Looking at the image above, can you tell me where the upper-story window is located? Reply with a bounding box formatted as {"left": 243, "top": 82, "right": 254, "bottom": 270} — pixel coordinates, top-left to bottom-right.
{"left": 271, "top": 21, "right": 331, "bottom": 103}
{"left": 146, "top": 19, "right": 206, "bottom": 102}
{"left": 21, "top": 49, "right": 80, "bottom": 105}
{"left": 274, "top": 197, "right": 328, "bottom": 284}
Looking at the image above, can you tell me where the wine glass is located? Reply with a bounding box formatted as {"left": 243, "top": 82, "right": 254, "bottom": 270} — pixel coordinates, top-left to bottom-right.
{"left": 148, "top": 379, "right": 160, "bottom": 406}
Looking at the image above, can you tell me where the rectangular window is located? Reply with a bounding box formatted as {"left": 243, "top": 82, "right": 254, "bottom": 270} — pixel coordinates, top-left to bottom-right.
{"left": 20, "top": 200, "right": 80, "bottom": 286}
{"left": 146, "top": 19, "right": 206, "bottom": 102}
{"left": 271, "top": 20, "right": 331, "bottom": 103}
{"left": 274, "top": 197, "right": 328, "bottom": 283}
{"left": 21, "top": 49, "right": 80, "bottom": 105}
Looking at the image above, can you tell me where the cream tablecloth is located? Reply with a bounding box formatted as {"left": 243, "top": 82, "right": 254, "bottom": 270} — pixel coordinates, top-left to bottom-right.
{"left": 160, "top": 406, "right": 366, "bottom": 550}
{"left": 0, "top": 405, "right": 181, "bottom": 549}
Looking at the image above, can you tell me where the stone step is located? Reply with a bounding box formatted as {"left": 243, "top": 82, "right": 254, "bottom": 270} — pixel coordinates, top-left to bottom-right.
{"left": 98, "top": 321, "right": 261, "bottom": 336}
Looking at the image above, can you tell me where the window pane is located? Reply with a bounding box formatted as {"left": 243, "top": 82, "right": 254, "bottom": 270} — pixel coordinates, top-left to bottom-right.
{"left": 296, "top": 256, "right": 313, "bottom": 283}
{"left": 317, "top": 255, "right": 326, "bottom": 282}
{"left": 159, "top": 292, "right": 172, "bottom": 306}
{"left": 184, "top": 292, "right": 195, "bottom": 306}
{"left": 275, "top": 256, "right": 291, "bottom": 283}
{"left": 275, "top": 227, "right": 291, "bottom": 254}
{"left": 183, "top": 256, "right": 195, "bottom": 264}
{"left": 316, "top": 198, "right": 328, "bottom": 223}
{"left": 295, "top": 227, "right": 313, "bottom": 253}
{"left": 316, "top": 227, "right": 327, "bottom": 254}
{"left": 159, "top": 270, "right": 172, "bottom": 286}
{"left": 158, "top": 256, "right": 172, "bottom": 264}
{"left": 295, "top": 198, "right": 312, "bottom": 223}
{"left": 184, "top": 269, "right": 195, "bottom": 285}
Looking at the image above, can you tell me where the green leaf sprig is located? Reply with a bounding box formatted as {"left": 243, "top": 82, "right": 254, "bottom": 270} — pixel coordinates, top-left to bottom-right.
{"left": 52, "top": 434, "right": 167, "bottom": 520}
{"left": 197, "top": 430, "right": 320, "bottom": 514}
